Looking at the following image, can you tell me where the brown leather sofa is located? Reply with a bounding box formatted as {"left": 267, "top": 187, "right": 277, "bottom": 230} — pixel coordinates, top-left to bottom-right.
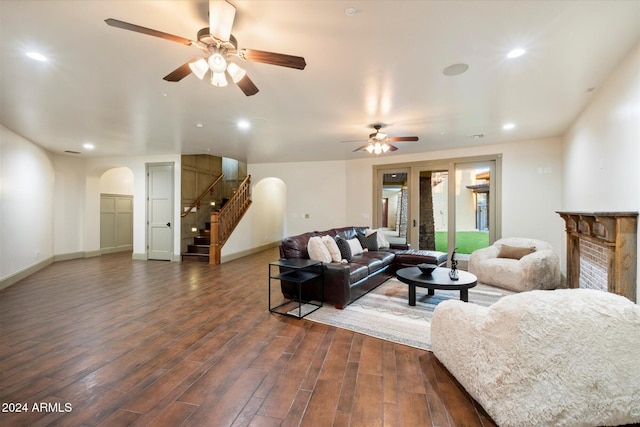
{"left": 279, "top": 226, "right": 447, "bottom": 309}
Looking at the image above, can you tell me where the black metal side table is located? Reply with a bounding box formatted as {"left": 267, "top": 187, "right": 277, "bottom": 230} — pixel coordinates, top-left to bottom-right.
{"left": 269, "top": 258, "right": 323, "bottom": 319}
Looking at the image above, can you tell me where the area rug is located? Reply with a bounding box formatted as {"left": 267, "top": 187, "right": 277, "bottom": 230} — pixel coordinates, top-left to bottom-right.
{"left": 305, "top": 278, "right": 514, "bottom": 351}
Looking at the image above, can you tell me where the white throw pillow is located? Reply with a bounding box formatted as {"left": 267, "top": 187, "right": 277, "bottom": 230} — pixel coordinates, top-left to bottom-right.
{"left": 322, "top": 235, "right": 342, "bottom": 263}
{"left": 347, "top": 237, "right": 364, "bottom": 256}
{"left": 367, "top": 228, "right": 390, "bottom": 249}
{"left": 307, "top": 236, "right": 331, "bottom": 263}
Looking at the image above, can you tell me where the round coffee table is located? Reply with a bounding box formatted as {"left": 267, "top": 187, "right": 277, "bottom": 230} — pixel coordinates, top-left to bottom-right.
{"left": 396, "top": 267, "right": 478, "bottom": 305}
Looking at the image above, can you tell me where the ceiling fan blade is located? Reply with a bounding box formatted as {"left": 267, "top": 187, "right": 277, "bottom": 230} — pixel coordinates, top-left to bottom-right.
{"left": 388, "top": 136, "right": 419, "bottom": 142}
{"left": 105, "top": 18, "right": 195, "bottom": 46}
{"left": 388, "top": 144, "right": 399, "bottom": 151}
{"left": 235, "top": 74, "right": 259, "bottom": 96}
{"left": 238, "top": 49, "right": 306, "bottom": 70}
{"left": 163, "top": 61, "right": 193, "bottom": 82}
{"left": 209, "top": 0, "right": 236, "bottom": 42}
{"left": 353, "top": 144, "right": 370, "bottom": 152}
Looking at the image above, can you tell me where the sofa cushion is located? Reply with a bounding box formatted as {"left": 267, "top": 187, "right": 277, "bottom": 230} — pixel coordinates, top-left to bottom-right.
{"left": 357, "top": 231, "right": 379, "bottom": 251}
{"left": 431, "top": 289, "right": 640, "bottom": 427}
{"left": 498, "top": 244, "right": 535, "bottom": 260}
{"left": 307, "top": 236, "right": 331, "bottom": 263}
{"left": 335, "top": 236, "right": 353, "bottom": 262}
{"left": 322, "top": 235, "right": 342, "bottom": 263}
{"left": 335, "top": 227, "right": 358, "bottom": 240}
{"left": 347, "top": 237, "right": 364, "bottom": 256}
{"left": 347, "top": 263, "right": 369, "bottom": 284}
{"left": 394, "top": 249, "right": 448, "bottom": 266}
{"left": 367, "top": 228, "right": 390, "bottom": 249}
{"left": 281, "top": 231, "right": 316, "bottom": 259}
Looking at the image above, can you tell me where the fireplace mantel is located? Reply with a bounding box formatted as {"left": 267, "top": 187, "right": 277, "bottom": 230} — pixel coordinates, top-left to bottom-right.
{"left": 557, "top": 211, "right": 637, "bottom": 302}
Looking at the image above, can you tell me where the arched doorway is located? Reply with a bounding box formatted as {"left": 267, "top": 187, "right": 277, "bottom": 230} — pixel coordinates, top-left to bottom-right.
{"left": 99, "top": 167, "right": 134, "bottom": 254}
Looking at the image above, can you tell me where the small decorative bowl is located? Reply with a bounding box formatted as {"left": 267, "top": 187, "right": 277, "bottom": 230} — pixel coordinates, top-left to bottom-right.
{"left": 417, "top": 263, "right": 438, "bottom": 275}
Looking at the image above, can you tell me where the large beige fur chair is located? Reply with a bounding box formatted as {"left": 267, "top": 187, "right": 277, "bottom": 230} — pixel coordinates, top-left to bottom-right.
{"left": 468, "top": 237, "right": 561, "bottom": 291}
{"left": 431, "top": 289, "right": 640, "bottom": 427}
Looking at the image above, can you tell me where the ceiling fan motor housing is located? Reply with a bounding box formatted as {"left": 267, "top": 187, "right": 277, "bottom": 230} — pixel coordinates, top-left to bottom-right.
{"left": 197, "top": 27, "right": 238, "bottom": 54}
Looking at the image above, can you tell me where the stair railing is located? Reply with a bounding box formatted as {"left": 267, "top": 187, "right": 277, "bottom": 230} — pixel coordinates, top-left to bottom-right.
{"left": 210, "top": 175, "right": 252, "bottom": 264}
{"left": 181, "top": 173, "right": 224, "bottom": 218}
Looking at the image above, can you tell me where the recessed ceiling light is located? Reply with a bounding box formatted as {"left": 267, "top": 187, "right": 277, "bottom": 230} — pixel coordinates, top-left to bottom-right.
{"left": 345, "top": 7, "right": 357, "bottom": 16}
{"left": 443, "top": 63, "right": 469, "bottom": 76}
{"left": 502, "top": 123, "right": 516, "bottom": 130}
{"left": 26, "top": 52, "right": 48, "bottom": 61}
{"left": 196, "top": 123, "right": 204, "bottom": 128}
{"left": 507, "top": 48, "right": 525, "bottom": 59}
{"left": 237, "top": 119, "right": 250, "bottom": 130}
{"left": 83, "top": 143, "right": 95, "bottom": 150}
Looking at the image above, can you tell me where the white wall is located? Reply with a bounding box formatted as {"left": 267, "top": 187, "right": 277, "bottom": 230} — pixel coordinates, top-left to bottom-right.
{"left": 222, "top": 177, "right": 287, "bottom": 257}
{"left": 100, "top": 167, "right": 134, "bottom": 195}
{"left": 85, "top": 156, "right": 181, "bottom": 260}
{"left": 53, "top": 155, "right": 87, "bottom": 256}
{"left": 1, "top": 126, "right": 55, "bottom": 284}
{"left": 344, "top": 137, "right": 564, "bottom": 257}
{"left": 223, "top": 137, "right": 564, "bottom": 270}
{"left": 251, "top": 160, "right": 348, "bottom": 236}
{"left": 563, "top": 42, "right": 640, "bottom": 300}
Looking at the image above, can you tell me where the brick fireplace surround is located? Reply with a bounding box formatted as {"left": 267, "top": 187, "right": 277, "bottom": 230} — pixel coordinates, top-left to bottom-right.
{"left": 557, "top": 212, "right": 638, "bottom": 302}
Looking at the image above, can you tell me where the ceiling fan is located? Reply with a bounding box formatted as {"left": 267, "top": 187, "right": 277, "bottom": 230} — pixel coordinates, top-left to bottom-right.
{"left": 348, "top": 124, "right": 419, "bottom": 154}
{"left": 105, "top": 0, "right": 306, "bottom": 96}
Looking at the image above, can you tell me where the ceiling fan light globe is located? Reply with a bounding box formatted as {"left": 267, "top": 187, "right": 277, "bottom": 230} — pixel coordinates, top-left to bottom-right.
{"left": 208, "top": 53, "right": 227, "bottom": 73}
{"left": 382, "top": 144, "right": 390, "bottom": 152}
{"left": 189, "top": 58, "right": 209, "bottom": 80}
{"left": 211, "top": 72, "right": 228, "bottom": 87}
{"left": 374, "top": 142, "right": 383, "bottom": 154}
{"left": 226, "top": 62, "right": 246, "bottom": 83}
{"left": 365, "top": 144, "right": 375, "bottom": 153}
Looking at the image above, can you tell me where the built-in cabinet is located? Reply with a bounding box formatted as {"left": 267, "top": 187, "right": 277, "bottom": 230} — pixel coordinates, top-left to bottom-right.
{"left": 100, "top": 194, "right": 133, "bottom": 253}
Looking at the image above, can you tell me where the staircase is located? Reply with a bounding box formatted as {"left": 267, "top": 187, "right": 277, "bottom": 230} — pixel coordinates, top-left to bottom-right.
{"left": 181, "top": 223, "right": 212, "bottom": 262}
{"left": 181, "top": 175, "right": 252, "bottom": 264}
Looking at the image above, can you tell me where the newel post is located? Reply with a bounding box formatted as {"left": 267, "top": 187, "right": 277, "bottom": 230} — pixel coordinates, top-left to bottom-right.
{"left": 210, "top": 212, "right": 221, "bottom": 265}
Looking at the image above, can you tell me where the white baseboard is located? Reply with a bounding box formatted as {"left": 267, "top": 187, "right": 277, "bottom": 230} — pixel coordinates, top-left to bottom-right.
{"left": 221, "top": 241, "right": 280, "bottom": 263}
{"left": 0, "top": 256, "right": 54, "bottom": 291}
{"left": 1, "top": 243, "right": 280, "bottom": 291}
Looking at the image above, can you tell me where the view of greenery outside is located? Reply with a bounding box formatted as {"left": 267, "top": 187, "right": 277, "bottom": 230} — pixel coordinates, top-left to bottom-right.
{"left": 435, "top": 231, "right": 490, "bottom": 254}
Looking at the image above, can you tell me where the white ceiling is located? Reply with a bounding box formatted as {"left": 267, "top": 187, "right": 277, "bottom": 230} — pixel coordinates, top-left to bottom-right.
{"left": 1, "top": 1, "right": 639, "bottom": 164}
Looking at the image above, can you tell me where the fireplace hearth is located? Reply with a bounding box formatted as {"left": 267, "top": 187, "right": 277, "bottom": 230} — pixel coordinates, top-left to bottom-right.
{"left": 557, "top": 211, "right": 637, "bottom": 302}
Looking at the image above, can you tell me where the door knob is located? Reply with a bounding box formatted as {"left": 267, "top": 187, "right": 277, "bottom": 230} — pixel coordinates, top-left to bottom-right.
{"left": 166, "top": 222, "right": 171, "bottom": 227}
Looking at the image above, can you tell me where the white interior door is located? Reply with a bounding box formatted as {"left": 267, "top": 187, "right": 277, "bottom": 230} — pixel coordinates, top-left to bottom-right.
{"left": 147, "top": 163, "right": 174, "bottom": 261}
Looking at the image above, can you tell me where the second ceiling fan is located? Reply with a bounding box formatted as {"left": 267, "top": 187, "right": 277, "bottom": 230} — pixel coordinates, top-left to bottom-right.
{"left": 351, "top": 124, "right": 419, "bottom": 154}
{"left": 105, "top": 0, "right": 306, "bottom": 96}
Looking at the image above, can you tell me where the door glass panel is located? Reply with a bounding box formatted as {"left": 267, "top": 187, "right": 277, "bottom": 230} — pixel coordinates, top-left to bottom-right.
{"left": 418, "top": 170, "right": 448, "bottom": 253}
{"left": 454, "top": 163, "right": 491, "bottom": 259}
{"left": 381, "top": 172, "right": 408, "bottom": 245}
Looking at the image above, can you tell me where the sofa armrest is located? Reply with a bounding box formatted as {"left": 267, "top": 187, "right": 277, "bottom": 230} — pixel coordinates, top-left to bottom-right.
{"left": 323, "top": 263, "right": 352, "bottom": 308}
{"left": 516, "top": 250, "right": 562, "bottom": 289}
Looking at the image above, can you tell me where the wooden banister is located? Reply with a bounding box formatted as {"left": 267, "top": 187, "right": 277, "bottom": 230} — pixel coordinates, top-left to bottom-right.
{"left": 210, "top": 175, "right": 252, "bottom": 264}
{"left": 181, "top": 174, "right": 224, "bottom": 217}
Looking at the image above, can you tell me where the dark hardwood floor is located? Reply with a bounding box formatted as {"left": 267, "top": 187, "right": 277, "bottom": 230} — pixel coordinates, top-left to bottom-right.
{"left": 0, "top": 248, "right": 496, "bottom": 426}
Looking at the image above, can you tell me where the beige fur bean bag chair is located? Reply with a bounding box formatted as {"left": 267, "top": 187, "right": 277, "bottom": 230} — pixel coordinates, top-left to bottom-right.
{"left": 431, "top": 288, "right": 640, "bottom": 427}
{"left": 468, "top": 237, "right": 561, "bottom": 292}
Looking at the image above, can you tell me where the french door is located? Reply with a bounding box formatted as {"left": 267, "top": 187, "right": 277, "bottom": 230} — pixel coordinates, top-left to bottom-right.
{"left": 374, "top": 156, "right": 501, "bottom": 268}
